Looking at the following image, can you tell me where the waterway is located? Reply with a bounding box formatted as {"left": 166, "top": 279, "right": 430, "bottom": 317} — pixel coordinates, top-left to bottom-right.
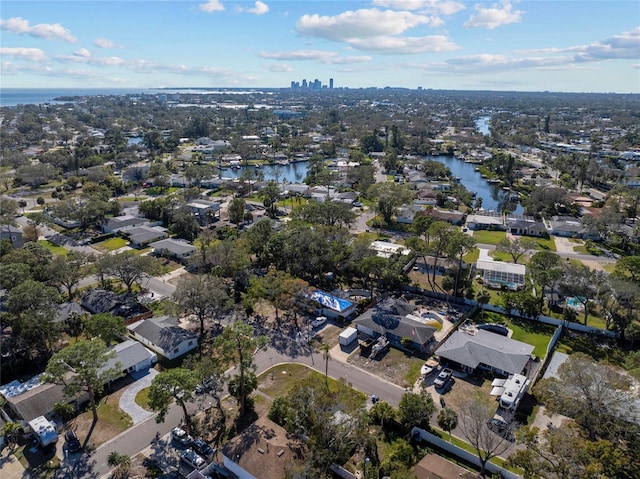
{"left": 219, "top": 161, "right": 310, "bottom": 183}
{"left": 428, "top": 155, "right": 523, "bottom": 214}
{"left": 475, "top": 116, "right": 491, "bottom": 136}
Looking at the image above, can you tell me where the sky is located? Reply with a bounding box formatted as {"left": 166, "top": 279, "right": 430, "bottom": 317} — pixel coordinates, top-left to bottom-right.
{"left": 1, "top": 1, "right": 638, "bottom": 93}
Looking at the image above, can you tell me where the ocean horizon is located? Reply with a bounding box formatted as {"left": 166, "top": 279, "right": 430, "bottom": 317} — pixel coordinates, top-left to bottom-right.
{"left": 0, "top": 88, "right": 155, "bottom": 107}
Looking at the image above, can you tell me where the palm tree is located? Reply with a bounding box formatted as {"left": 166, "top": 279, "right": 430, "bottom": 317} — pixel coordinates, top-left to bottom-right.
{"left": 320, "top": 343, "right": 331, "bottom": 389}
{"left": 107, "top": 451, "right": 131, "bottom": 479}
{"left": 476, "top": 289, "right": 491, "bottom": 320}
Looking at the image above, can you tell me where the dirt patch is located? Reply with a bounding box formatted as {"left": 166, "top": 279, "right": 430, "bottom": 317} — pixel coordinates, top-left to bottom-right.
{"left": 348, "top": 347, "right": 423, "bottom": 389}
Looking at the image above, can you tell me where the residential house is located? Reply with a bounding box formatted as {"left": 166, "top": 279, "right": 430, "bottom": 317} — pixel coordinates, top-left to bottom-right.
{"left": 505, "top": 214, "right": 547, "bottom": 237}
{"left": 396, "top": 203, "right": 425, "bottom": 224}
{"left": 127, "top": 316, "right": 197, "bottom": 360}
{"left": 370, "top": 240, "right": 411, "bottom": 258}
{"left": 103, "top": 215, "right": 151, "bottom": 234}
{"left": 466, "top": 212, "right": 505, "bottom": 231}
{"left": 81, "top": 289, "right": 151, "bottom": 324}
{"left": 0, "top": 226, "right": 24, "bottom": 249}
{"left": 545, "top": 215, "right": 600, "bottom": 240}
{"left": 352, "top": 297, "right": 438, "bottom": 352}
{"left": 103, "top": 339, "right": 157, "bottom": 376}
{"left": 435, "top": 328, "right": 534, "bottom": 376}
{"left": 120, "top": 225, "right": 168, "bottom": 248}
{"left": 53, "top": 302, "right": 86, "bottom": 326}
{"left": 188, "top": 199, "right": 220, "bottom": 225}
{"left": 310, "top": 290, "right": 357, "bottom": 320}
{"left": 424, "top": 208, "right": 465, "bottom": 226}
{"left": 221, "top": 416, "right": 305, "bottom": 479}
{"left": 150, "top": 238, "right": 197, "bottom": 260}
{"left": 0, "top": 373, "right": 82, "bottom": 423}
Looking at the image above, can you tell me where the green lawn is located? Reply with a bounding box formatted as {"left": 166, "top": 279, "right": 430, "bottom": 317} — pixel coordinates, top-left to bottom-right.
{"left": 37, "top": 240, "right": 68, "bottom": 256}
{"left": 135, "top": 387, "right": 151, "bottom": 410}
{"left": 533, "top": 236, "right": 557, "bottom": 252}
{"left": 95, "top": 237, "right": 128, "bottom": 251}
{"left": 471, "top": 230, "right": 506, "bottom": 245}
{"left": 463, "top": 248, "right": 480, "bottom": 264}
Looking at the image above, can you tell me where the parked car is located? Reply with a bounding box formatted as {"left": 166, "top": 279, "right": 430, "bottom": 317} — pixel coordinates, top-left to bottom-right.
{"left": 172, "top": 427, "right": 193, "bottom": 447}
{"left": 434, "top": 368, "right": 453, "bottom": 388}
{"left": 64, "top": 430, "right": 82, "bottom": 453}
{"left": 311, "top": 316, "right": 327, "bottom": 328}
{"left": 487, "top": 419, "right": 515, "bottom": 442}
{"left": 180, "top": 448, "right": 206, "bottom": 470}
{"left": 192, "top": 438, "right": 214, "bottom": 459}
{"left": 195, "top": 375, "right": 215, "bottom": 394}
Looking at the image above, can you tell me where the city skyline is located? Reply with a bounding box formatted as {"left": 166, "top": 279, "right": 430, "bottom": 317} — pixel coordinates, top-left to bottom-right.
{"left": 1, "top": 1, "right": 638, "bottom": 93}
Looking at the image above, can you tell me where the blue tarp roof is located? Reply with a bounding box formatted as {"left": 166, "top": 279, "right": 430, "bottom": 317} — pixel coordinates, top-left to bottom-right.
{"left": 311, "top": 291, "right": 353, "bottom": 313}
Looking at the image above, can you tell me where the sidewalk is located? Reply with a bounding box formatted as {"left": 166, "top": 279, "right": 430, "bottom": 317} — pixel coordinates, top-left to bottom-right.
{"left": 119, "top": 369, "right": 158, "bottom": 424}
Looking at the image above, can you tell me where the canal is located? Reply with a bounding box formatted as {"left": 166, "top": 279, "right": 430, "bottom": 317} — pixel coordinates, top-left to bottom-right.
{"left": 219, "top": 161, "right": 309, "bottom": 183}
{"left": 429, "top": 154, "right": 523, "bottom": 214}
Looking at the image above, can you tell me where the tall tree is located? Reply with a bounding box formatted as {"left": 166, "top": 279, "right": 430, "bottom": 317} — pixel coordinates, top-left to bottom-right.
{"left": 214, "top": 322, "right": 268, "bottom": 415}
{"left": 173, "top": 275, "right": 232, "bottom": 352}
{"left": 84, "top": 313, "right": 126, "bottom": 346}
{"left": 528, "top": 251, "right": 563, "bottom": 314}
{"left": 96, "top": 250, "right": 159, "bottom": 293}
{"left": 559, "top": 263, "right": 597, "bottom": 325}
{"left": 46, "top": 251, "right": 90, "bottom": 299}
{"left": 227, "top": 196, "right": 246, "bottom": 227}
{"left": 397, "top": 390, "right": 436, "bottom": 434}
{"left": 535, "top": 353, "right": 638, "bottom": 442}
{"left": 148, "top": 368, "right": 200, "bottom": 434}
{"left": 43, "top": 339, "right": 121, "bottom": 448}
{"left": 367, "top": 182, "right": 413, "bottom": 224}
{"left": 495, "top": 237, "right": 537, "bottom": 264}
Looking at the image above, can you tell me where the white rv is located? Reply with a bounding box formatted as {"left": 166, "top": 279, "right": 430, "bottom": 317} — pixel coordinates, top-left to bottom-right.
{"left": 28, "top": 416, "right": 58, "bottom": 447}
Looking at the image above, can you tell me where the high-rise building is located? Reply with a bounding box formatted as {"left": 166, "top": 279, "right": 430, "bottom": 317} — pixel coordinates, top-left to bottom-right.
{"left": 329, "top": 78, "right": 334, "bottom": 89}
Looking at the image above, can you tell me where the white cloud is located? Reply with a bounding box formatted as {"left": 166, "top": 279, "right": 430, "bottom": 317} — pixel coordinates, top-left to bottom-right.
{"left": 199, "top": 0, "right": 225, "bottom": 13}
{"left": 73, "top": 48, "right": 91, "bottom": 58}
{"left": 265, "top": 63, "right": 293, "bottom": 72}
{"left": 258, "top": 49, "right": 372, "bottom": 64}
{"left": 0, "top": 17, "right": 77, "bottom": 42}
{"left": 372, "top": 0, "right": 465, "bottom": 16}
{"left": 296, "top": 8, "right": 441, "bottom": 42}
{"left": 94, "top": 37, "right": 122, "bottom": 49}
{"left": 349, "top": 35, "right": 458, "bottom": 54}
{"left": 573, "top": 27, "right": 640, "bottom": 61}
{"left": 237, "top": 1, "right": 269, "bottom": 15}
{"left": 0, "top": 47, "right": 47, "bottom": 62}
{"left": 464, "top": 2, "right": 522, "bottom": 29}
{"left": 55, "top": 50, "right": 125, "bottom": 66}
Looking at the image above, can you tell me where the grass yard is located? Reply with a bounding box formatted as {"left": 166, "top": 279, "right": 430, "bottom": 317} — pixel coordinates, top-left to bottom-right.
{"left": 473, "top": 311, "right": 554, "bottom": 359}
{"left": 532, "top": 236, "right": 557, "bottom": 252}
{"left": 463, "top": 248, "right": 480, "bottom": 264}
{"left": 471, "top": 230, "right": 506, "bottom": 245}
{"left": 257, "top": 364, "right": 366, "bottom": 407}
{"left": 70, "top": 390, "right": 133, "bottom": 448}
{"left": 94, "top": 237, "right": 128, "bottom": 251}
{"left": 135, "top": 387, "right": 151, "bottom": 410}
{"left": 37, "top": 239, "right": 68, "bottom": 256}
{"left": 348, "top": 346, "right": 425, "bottom": 389}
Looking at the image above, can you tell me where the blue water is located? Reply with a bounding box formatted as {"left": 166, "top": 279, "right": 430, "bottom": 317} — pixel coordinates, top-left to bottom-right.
{"left": 430, "top": 155, "right": 523, "bottom": 214}
{"left": 0, "top": 88, "right": 154, "bottom": 107}
{"left": 220, "top": 161, "right": 310, "bottom": 183}
{"left": 475, "top": 116, "right": 491, "bottom": 135}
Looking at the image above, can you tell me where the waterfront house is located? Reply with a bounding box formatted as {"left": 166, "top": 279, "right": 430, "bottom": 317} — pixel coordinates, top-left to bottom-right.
{"left": 466, "top": 212, "right": 505, "bottom": 231}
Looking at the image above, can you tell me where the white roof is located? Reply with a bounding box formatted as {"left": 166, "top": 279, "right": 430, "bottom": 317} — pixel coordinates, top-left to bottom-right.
{"left": 476, "top": 259, "right": 526, "bottom": 276}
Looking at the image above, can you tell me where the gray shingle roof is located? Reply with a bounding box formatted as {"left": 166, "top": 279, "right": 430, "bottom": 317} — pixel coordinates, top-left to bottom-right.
{"left": 128, "top": 316, "right": 197, "bottom": 352}
{"left": 103, "top": 339, "right": 156, "bottom": 372}
{"left": 435, "top": 329, "right": 533, "bottom": 375}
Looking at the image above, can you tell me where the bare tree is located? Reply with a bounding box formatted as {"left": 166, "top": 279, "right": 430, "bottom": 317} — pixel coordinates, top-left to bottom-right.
{"left": 457, "top": 392, "right": 513, "bottom": 476}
